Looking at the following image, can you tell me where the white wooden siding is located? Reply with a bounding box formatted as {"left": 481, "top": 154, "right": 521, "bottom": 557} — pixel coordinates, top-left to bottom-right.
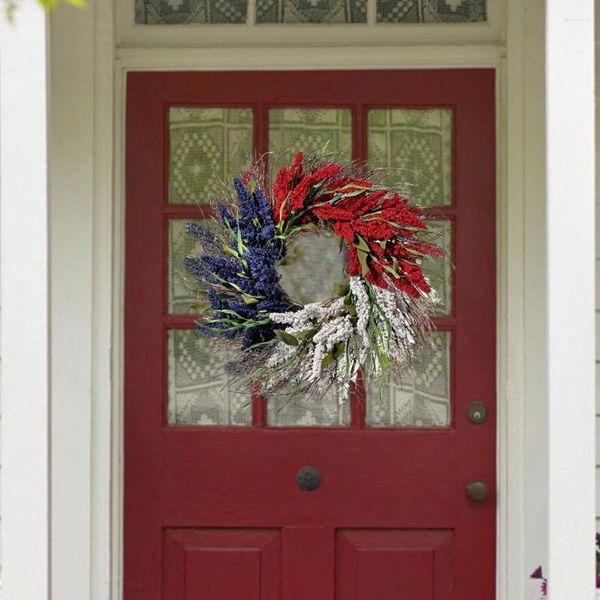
{"left": 596, "top": 4, "right": 600, "bottom": 528}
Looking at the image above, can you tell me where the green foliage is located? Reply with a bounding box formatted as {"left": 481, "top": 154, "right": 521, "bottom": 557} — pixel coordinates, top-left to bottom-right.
{"left": 37, "top": 0, "right": 85, "bottom": 8}
{"left": 274, "top": 329, "right": 299, "bottom": 347}
{"left": 3, "top": 0, "right": 85, "bottom": 23}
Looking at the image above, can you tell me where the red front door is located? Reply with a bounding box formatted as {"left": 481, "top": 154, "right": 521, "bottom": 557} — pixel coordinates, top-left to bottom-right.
{"left": 125, "top": 70, "right": 496, "bottom": 599}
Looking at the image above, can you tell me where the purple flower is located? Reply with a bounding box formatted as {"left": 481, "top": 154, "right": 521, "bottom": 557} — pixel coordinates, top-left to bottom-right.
{"left": 207, "top": 287, "right": 224, "bottom": 310}
{"left": 530, "top": 567, "right": 547, "bottom": 598}
{"left": 530, "top": 567, "right": 543, "bottom": 580}
{"left": 186, "top": 222, "right": 217, "bottom": 245}
{"left": 186, "top": 179, "right": 292, "bottom": 350}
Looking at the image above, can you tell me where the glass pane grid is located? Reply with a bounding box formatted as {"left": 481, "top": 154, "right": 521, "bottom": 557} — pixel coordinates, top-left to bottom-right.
{"left": 166, "top": 104, "right": 455, "bottom": 428}
{"left": 376, "top": 0, "right": 486, "bottom": 23}
{"left": 425, "top": 219, "right": 452, "bottom": 316}
{"left": 135, "top": 0, "right": 486, "bottom": 24}
{"left": 169, "top": 107, "right": 253, "bottom": 204}
{"left": 368, "top": 108, "right": 453, "bottom": 207}
{"left": 168, "top": 329, "right": 252, "bottom": 426}
{"left": 256, "top": 0, "right": 367, "bottom": 23}
{"left": 268, "top": 387, "right": 350, "bottom": 427}
{"left": 269, "top": 107, "right": 352, "bottom": 161}
{"left": 366, "top": 331, "right": 451, "bottom": 428}
{"left": 169, "top": 219, "right": 209, "bottom": 314}
{"left": 136, "top": 0, "right": 248, "bottom": 24}
{"left": 278, "top": 233, "right": 347, "bottom": 306}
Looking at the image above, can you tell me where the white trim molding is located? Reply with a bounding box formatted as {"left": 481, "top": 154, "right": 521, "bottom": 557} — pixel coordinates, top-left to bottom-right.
{"left": 546, "top": 0, "right": 596, "bottom": 597}
{"left": 116, "top": 0, "right": 505, "bottom": 49}
{"left": 0, "top": 2, "right": 50, "bottom": 599}
{"left": 48, "top": 1, "right": 116, "bottom": 599}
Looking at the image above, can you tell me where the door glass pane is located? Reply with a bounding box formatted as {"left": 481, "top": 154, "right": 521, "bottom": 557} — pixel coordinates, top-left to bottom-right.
{"left": 136, "top": 0, "right": 248, "bottom": 23}
{"left": 426, "top": 220, "right": 452, "bottom": 316}
{"left": 269, "top": 108, "right": 352, "bottom": 160}
{"left": 169, "top": 219, "right": 211, "bottom": 314}
{"left": 168, "top": 329, "right": 251, "bottom": 426}
{"left": 368, "top": 108, "right": 452, "bottom": 207}
{"left": 376, "top": 0, "right": 486, "bottom": 23}
{"left": 278, "top": 233, "right": 346, "bottom": 305}
{"left": 268, "top": 232, "right": 350, "bottom": 426}
{"left": 268, "top": 388, "right": 350, "bottom": 426}
{"left": 366, "top": 331, "right": 451, "bottom": 427}
{"left": 256, "top": 0, "right": 366, "bottom": 23}
{"left": 169, "top": 107, "right": 253, "bottom": 204}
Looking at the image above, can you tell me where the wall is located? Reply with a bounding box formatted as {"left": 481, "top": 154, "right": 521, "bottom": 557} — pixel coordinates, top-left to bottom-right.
{"left": 596, "top": 0, "right": 600, "bottom": 528}
{"left": 596, "top": 3, "right": 600, "bottom": 530}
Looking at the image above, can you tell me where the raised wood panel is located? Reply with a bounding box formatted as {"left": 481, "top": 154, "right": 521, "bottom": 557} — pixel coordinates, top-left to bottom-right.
{"left": 163, "top": 529, "right": 280, "bottom": 600}
{"left": 337, "top": 530, "right": 453, "bottom": 600}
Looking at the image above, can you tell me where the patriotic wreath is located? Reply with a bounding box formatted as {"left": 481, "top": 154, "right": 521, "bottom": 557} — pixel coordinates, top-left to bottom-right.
{"left": 185, "top": 152, "right": 442, "bottom": 401}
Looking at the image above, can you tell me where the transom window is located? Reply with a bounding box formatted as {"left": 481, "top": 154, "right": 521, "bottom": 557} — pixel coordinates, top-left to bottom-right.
{"left": 134, "top": 0, "right": 487, "bottom": 24}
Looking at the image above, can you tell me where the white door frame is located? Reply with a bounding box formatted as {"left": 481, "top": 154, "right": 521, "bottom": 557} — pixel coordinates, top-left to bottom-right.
{"left": 39, "top": 0, "right": 596, "bottom": 599}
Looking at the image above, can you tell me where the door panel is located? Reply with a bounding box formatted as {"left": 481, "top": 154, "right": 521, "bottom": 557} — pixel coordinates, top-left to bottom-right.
{"left": 163, "top": 529, "right": 281, "bottom": 600}
{"left": 125, "top": 70, "right": 496, "bottom": 599}
{"left": 337, "top": 530, "right": 453, "bottom": 600}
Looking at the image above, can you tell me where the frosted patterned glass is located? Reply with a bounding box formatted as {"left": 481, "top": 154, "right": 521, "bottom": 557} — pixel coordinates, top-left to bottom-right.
{"left": 426, "top": 220, "right": 452, "bottom": 316}
{"left": 168, "top": 329, "right": 251, "bottom": 426}
{"left": 377, "top": 0, "right": 486, "bottom": 23}
{"left": 136, "top": 0, "right": 248, "bottom": 24}
{"left": 368, "top": 108, "right": 452, "bottom": 207}
{"left": 169, "top": 219, "right": 209, "bottom": 314}
{"left": 269, "top": 108, "right": 352, "bottom": 161}
{"left": 366, "top": 331, "right": 451, "bottom": 427}
{"left": 256, "top": 0, "right": 366, "bottom": 23}
{"left": 278, "top": 233, "right": 346, "bottom": 305}
{"left": 268, "top": 232, "right": 351, "bottom": 427}
{"left": 268, "top": 387, "right": 350, "bottom": 426}
{"left": 169, "top": 107, "right": 253, "bottom": 204}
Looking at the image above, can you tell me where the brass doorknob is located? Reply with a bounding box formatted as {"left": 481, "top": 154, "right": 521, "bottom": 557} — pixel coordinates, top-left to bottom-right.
{"left": 465, "top": 479, "right": 490, "bottom": 502}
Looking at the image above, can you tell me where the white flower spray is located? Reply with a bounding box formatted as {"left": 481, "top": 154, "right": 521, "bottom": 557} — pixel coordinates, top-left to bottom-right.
{"left": 241, "top": 275, "right": 436, "bottom": 400}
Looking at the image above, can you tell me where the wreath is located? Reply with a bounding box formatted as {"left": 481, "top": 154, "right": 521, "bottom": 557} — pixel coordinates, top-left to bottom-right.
{"left": 185, "top": 152, "right": 442, "bottom": 401}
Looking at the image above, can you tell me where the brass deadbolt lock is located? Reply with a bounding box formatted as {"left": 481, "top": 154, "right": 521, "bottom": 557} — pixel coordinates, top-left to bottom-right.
{"left": 467, "top": 402, "right": 488, "bottom": 424}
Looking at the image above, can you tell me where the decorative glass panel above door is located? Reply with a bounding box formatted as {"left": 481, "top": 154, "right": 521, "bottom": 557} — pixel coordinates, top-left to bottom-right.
{"left": 134, "top": 0, "right": 485, "bottom": 24}
{"left": 136, "top": 0, "right": 249, "bottom": 23}
{"left": 366, "top": 331, "right": 451, "bottom": 427}
{"left": 168, "top": 329, "right": 251, "bottom": 425}
{"left": 256, "top": 0, "right": 367, "bottom": 23}
{"left": 376, "top": 0, "right": 486, "bottom": 23}
{"left": 269, "top": 108, "right": 352, "bottom": 160}
{"left": 169, "top": 107, "right": 253, "bottom": 204}
{"left": 368, "top": 108, "right": 452, "bottom": 206}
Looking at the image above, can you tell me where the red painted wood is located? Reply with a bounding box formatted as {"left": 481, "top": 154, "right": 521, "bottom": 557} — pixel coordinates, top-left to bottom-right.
{"left": 125, "top": 70, "right": 496, "bottom": 599}
{"left": 164, "top": 529, "right": 280, "bottom": 600}
{"left": 281, "top": 527, "right": 335, "bottom": 600}
{"left": 337, "top": 530, "right": 453, "bottom": 600}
